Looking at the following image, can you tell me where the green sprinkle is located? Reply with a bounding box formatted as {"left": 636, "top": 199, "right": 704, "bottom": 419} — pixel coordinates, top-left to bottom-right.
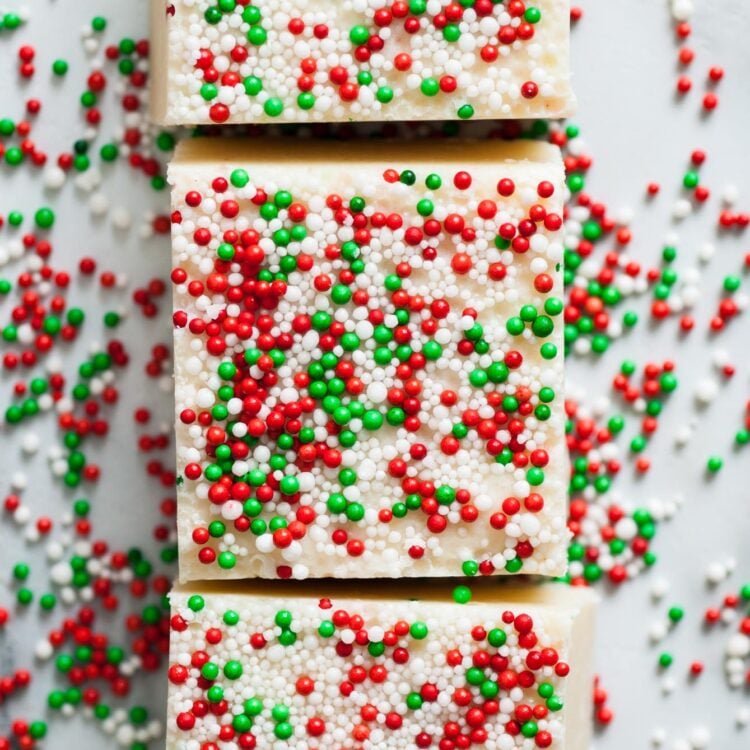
{"left": 453, "top": 585, "right": 472, "bottom": 604}
{"left": 683, "top": 170, "right": 699, "bottom": 189}
{"left": 187, "top": 595, "right": 205, "bottom": 612}
{"left": 223, "top": 660, "right": 243, "bottom": 680}
{"left": 376, "top": 86, "right": 394, "bottom": 103}
{"left": 52, "top": 59, "right": 69, "bottom": 76}
{"left": 242, "top": 5, "right": 261, "bottom": 24}
{"left": 488, "top": 628, "right": 507, "bottom": 647}
{"left": 350, "top": 24, "right": 369, "bottom": 45}
{"left": 457, "top": 104, "right": 475, "bottom": 120}
{"left": 247, "top": 26, "right": 267, "bottom": 46}
{"left": 230, "top": 168, "right": 250, "bottom": 188}
{"left": 668, "top": 606, "right": 684, "bottom": 623}
{"left": 420, "top": 78, "right": 439, "bottom": 97}
{"left": 34, "top": 207, "right": 55, "bottom": 229}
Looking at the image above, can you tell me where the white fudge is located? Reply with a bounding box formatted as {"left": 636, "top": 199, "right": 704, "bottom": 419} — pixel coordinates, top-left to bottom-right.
{"left": 170, "top": 137, "right": 568, "bottom": 581}
{"left": 150, "top": 0, "right": 575, "bottom": 125}
{"left": 167, "top": 581, "right": 596, "bottom": 750}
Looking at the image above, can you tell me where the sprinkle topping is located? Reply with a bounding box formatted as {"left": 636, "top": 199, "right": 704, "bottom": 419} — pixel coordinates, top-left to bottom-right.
{"left": 168, "top": 590, "right": 573, "bottom": 749}
{"left": 171, "top": 143, "right": 568, "bottom": 580}
{"left": 158, "top": 0, "right": 574, "bottom": 123}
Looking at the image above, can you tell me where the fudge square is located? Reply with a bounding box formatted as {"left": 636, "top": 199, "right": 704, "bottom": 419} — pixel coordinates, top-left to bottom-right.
{"left": 150, "top": 0, "right": 574, "bottom": 125}
{"left": 167, "top": 580, "right": 597, "bottom": 749}
{"left": 170, "top": 137, "right": 568, "bottom": 581}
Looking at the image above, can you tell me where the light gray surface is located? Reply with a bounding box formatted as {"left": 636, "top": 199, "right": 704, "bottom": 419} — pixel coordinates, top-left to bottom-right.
{"left": 1, "top": 1, "right": 749, "bottom": 748}
{"left": 572, "top": 2, "right": 750, "bottom": 747}
{"left": 0, "top": 0, "right": 174, "bottom": 744}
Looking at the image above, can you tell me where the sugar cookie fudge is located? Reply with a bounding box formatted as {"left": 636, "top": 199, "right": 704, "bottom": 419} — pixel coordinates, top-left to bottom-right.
{"left": 170, "top": 138, "right": 568, "bottom": 581}
{"left": 150, "top": 0, "right": 574, "bottom": 125}
{"left": 167, "top": 581, "right": 596, "bottom": 750}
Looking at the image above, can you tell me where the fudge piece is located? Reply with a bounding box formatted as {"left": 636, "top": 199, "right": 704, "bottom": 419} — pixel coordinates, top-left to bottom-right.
{"left": 150, "top": 0, "right": 574, "bottom": 125}
{"left": 170, "top": 138, "right": 568, "bottom": 581}
{"left": 167, "top": 581, "right": 597, "bottom": 750}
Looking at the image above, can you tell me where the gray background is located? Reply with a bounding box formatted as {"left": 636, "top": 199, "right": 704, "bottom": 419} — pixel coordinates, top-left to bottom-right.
{"left": 1, "top": 1, "right": 749, "bottom": 748}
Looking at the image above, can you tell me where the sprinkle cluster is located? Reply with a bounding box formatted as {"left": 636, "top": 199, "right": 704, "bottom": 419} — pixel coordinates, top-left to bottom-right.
{"left": 158, "top": 0, "right": 573, "bottom": 124}
{"left": 171, "top": 150, "right": 568, "bottom": 579}
{"left": 168, "top": 591, "right": 572, "bottom": 749}
{"left": 564, "top": 397, "right": 669, "bottom": 587}
{"left": 0, "top": 12, "right": 181, "bottom": 749}
{"left": 0, "top": 17, "right": 174, "bottom": 197}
